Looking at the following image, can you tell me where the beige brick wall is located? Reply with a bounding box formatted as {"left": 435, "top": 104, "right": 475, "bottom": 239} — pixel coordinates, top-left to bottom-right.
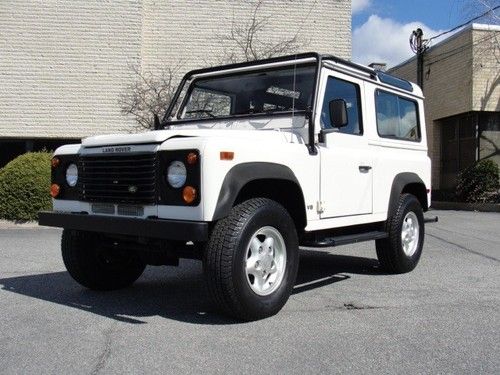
{"left": 0, "top": 0, "right": 351, "bottom": 140}
{"left": 472, "top": 28, "right": 500, "bottom": 112}
{"left": 0, "top": 0, "right": 143, "bottom": 139}
{"left": 140, "top": 0, "right": 352, "bottom": 73}
{"left": 473, "top": 27, "right": 500, "bottom": 170}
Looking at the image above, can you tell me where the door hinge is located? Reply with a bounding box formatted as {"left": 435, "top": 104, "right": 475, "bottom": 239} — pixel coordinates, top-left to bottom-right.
{"left": 316, "top": 201, "right": 324, "bottom": 214}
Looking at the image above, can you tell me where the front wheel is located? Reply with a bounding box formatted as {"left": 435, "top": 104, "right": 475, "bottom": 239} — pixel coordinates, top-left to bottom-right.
{"left": 376, "top": 194, "right": 425, "bottom": 274}
{"left": 62, "top": 230, "right": 146, "bottom": 290}
{"left": 203, "top": 198, "right": 299, "bottom": 321}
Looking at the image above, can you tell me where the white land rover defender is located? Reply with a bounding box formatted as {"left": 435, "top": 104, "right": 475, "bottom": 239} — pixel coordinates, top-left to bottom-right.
{"left": 40, "top": 53, "right": 434, "bottom": 321}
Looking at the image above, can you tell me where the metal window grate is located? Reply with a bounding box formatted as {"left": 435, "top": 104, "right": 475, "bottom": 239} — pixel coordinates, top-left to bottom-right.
{"left": 79, "top": 153, "right": 157, "bottom": 204}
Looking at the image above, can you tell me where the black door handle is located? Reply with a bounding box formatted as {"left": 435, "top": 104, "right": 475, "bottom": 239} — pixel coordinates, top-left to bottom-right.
{"left": 359, "top": 165, "right": 372, "bottom": 173}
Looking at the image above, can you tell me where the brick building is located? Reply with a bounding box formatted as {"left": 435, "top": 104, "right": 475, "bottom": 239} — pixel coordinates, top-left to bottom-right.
{"left": 389, "top": 24, "right": 499, "bottom": 191}
{"left": 0, "top": 0, "right": 352, "bottom": 166}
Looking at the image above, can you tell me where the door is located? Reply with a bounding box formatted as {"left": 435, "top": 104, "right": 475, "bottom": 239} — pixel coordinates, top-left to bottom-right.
{"left": 318, "top": 73, "right": 372, "bottom": 218}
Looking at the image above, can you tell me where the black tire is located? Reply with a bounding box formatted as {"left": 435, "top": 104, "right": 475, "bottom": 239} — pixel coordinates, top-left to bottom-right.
{"left": 61, "top": 229, "right": 146, "bottom": 291}
{"left": 376, "top": 194, "right": 425, "bottom": 274}
{"left": 203, "top": 198, "right": 299, "bottom": 321}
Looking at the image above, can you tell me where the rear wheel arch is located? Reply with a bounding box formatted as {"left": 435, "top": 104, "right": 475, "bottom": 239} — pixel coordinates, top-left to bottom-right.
{"left": 212, "top": 163, "right": 307, "bottom": 232}
{"left": 388, "top": 173, "right": 428, "bottom": 217}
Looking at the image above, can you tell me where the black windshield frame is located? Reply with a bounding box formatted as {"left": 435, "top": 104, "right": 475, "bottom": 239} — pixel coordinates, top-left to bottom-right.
{"left": 163, "top": 53, "right": 324, "bottom": 123}
{"left": 174, "top": 64, "right": 316, "bottom": 122}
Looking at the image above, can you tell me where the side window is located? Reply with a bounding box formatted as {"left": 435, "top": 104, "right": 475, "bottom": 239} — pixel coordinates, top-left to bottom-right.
{"left": 375, "top": 90, "right": 420, "bottom": 141}
{"left": 321, "top": 77, "right": 362, "bottom": 135}
{"left": 399, "top": 98, "right": 419, "bottom": 140}
{"left": 375, "top": 91, "right": 399, "bottom": 137}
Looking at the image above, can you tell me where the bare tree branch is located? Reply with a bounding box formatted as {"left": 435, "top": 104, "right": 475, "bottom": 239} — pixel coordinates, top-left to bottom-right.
{"left": 120, "top": 0, "right": 315, "bottom": 129}
{"left": 119, "top": 62, "right": 183, "bottom": 130}
{"left": 216, "top": 0, "right": 311, "bottom": 64}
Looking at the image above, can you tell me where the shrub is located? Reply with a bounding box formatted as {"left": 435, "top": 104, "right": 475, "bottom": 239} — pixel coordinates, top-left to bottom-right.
{"left": 0, "top": 152, "right": 52, "bottom": 221}
{"left": 456, "top": 159, "right": 500, "bottom": 203}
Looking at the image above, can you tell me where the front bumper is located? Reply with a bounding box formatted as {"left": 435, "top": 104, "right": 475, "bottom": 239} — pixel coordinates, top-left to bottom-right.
{"left": 38, "top": 211, "right": 209, "bottom": 241}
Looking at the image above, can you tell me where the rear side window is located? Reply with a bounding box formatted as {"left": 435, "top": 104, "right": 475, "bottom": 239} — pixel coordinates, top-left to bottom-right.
{"left": 375, "top": 90, "right": 420, "bottom": 141}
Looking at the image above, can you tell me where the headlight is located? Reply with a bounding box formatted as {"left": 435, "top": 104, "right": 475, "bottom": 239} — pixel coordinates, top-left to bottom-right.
{"left": 65, "top": 163, "right": 78, "bottom": 187}
{"left": 167, "top": 161, "right": 187, "bottom": 188}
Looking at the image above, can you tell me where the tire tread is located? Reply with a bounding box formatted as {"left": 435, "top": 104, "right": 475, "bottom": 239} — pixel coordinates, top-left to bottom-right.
{"left": 376, "top": 193, "right": 424, "bottom": 274}
{"left": 62, "top": 229, "right": 145, "bottom": 290}
{"left": 204, "top": 198, "right": 297, "bottom": 320}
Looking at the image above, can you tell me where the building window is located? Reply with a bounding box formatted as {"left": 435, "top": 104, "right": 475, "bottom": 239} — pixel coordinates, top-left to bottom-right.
{"left": 440, "top": 111, "right": 500, "bottom": 190}
{"left": 479, "top": 112, "right": 500, "bottom": 165}
{"left": 440, "top": 113, "right": 477, "bottom": 190}
{"left": 375, "top": 90, "right": 420, "bottom": 141}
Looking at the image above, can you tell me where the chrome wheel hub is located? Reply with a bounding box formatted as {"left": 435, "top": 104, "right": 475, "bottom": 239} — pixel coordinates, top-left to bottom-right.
{"left": 245, "top": 226, "right": 286, "bottom": 296}
{"left": 401, "top": 211, "right": 419, "bottom": 257}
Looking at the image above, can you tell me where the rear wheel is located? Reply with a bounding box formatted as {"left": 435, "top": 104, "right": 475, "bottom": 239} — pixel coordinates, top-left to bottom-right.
{"left": 62, "top": 229, "right": 146, "bottom": 290}
{"left": 376, "top": 194, "right": 424, "bottom": 274}
{"left": 203, "top": 198, "right": 299, "bottom": 321}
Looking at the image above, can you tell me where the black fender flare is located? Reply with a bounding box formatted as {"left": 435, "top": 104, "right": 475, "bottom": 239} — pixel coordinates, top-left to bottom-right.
{"left": 212, "top": 162, "right": 302, "bottom": 220}
{"left": 387, "top": 172, "right": 427, "bottom": 217}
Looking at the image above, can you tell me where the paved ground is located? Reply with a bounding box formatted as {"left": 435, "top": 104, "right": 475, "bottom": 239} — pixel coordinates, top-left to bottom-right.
{"left": 0, "top": 210, "right": 498, "bottom": 374}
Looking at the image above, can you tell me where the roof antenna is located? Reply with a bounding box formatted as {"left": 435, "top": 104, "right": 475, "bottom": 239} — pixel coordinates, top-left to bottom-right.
{"left": 291, "top": 54, "right": 297, "bottom": 127}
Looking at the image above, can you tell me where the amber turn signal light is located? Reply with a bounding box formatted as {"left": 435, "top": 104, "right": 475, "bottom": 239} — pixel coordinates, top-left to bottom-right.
{"left": 220, "top": 151, "right": 234, "bottom": 160}
{"left": 51, "top": 157, "right": 60, "bottom": 168}
{"left": 50, "top": 184, "right": 60, "bottom": 198}
{"left": 182, "top": 186, "right": 196, "bottom": 204}
{"left": 187, "top": 152, "right": 198, "bottom": 165}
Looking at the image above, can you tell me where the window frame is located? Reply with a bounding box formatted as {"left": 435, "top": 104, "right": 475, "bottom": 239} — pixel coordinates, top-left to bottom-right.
{"left": 374, "top": 89, "right": 421, "bottom": 142}
{"left": 320, "top": 75, "right": 364, "bottom": 136}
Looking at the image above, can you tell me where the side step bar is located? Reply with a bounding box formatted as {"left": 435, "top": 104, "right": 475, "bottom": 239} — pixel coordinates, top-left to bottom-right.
{"left": 424, "top": 216, "right": 439, "bottom": 223}
{"left": 301, "top": 231, "right": 388, "bottom": 248}
{"left": 302, "top": 216, "right": 438, "bottom": 248}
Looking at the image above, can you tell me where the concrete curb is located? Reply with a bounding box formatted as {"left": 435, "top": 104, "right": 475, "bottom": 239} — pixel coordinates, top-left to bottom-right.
{"left": 0, "top": 220, "right": 40, "bottom": 229}
{"left": 431, "top": 201, "right": 500, "bottom": 212}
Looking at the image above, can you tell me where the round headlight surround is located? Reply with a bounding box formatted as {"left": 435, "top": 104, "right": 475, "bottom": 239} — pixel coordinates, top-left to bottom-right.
{"left": 167, "top": 161, "right": 187, "bottom": 188}
{"left": 65, "top": 163, "right": 78, "bottom": 187}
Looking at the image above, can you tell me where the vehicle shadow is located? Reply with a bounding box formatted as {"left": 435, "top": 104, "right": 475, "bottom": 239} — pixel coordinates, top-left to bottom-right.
{"left": 0, "top": 249, "right": 383, "bottom": 325}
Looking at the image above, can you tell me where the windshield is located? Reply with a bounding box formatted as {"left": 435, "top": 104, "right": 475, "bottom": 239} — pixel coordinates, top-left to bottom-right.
{"left": 175, "top": 64, "right": 316, "bottom": 121}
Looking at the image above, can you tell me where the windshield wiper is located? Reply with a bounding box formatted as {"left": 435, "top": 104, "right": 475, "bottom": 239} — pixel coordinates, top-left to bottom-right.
{"left": 185, "top": 109, "right": 216, "bottom": 118}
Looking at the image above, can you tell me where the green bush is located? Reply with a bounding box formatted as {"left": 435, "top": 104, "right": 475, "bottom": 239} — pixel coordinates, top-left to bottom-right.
{"left": 0, "top": 152, "right": 52, "bottom": 221}
{"left": 456, "top": 159, "right": 500, "bottom": 203}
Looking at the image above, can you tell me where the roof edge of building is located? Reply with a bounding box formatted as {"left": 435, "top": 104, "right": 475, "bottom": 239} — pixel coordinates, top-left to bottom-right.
{"left": 471, "top": 23, "right": 500, "bottom": 32}
{"left": 388, "top": 22, "right": 499, "bottom": 72}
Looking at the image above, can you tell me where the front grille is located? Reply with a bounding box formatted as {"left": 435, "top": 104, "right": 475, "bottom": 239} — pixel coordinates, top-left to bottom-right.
{"left": 117, "top": 204, "right": 145, "bottom": 216}
{"left": 91, "top": 203, "right": 115, "bottom": 214}
{"left": 79, "top": 153, "right": 157, "bottom": 204}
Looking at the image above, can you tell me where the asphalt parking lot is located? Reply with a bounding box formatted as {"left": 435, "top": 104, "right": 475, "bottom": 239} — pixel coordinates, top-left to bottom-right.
{"left": 0, "top": 209, "right": 498, "bottom": 374}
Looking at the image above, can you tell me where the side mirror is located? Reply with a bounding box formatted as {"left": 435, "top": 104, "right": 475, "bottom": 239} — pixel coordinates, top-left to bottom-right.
{"left": 329, "top": 99, "right": 348, "bottom": 128}
{"left": 153, "top": 114, "right": 161, "bottom": 130}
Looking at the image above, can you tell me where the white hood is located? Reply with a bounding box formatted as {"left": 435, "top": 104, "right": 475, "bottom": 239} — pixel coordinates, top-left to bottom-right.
{"left": 81, "top": 116, "right": 307, "bottom": 147}
{"left": 82, "top": 129, "right": 209, "bottom": 147}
